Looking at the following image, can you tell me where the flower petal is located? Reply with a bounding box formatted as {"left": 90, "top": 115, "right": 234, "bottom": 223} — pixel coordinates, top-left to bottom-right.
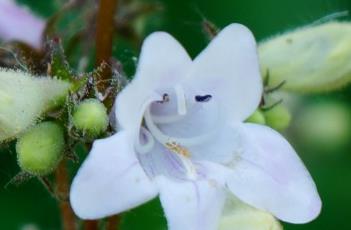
{"left": 156, "top": 176, "right": 226, "bottom": 230}
{"left": 184, "top": 23, "right": 263, "bottom": 122}
{"left": 134, "top": 32, "right": 192, "bottom": 89}
{"left": 225, "top": 123, "right": 321, "bottom": 223}
{"left": 153, "top": 96, "right": 219, "bottom": 138}
{"left": 0, "top": 0, "right": 45, "bottom": 48}
{"left": 115, "top": 90, "right": 161, "bottom": 133}
{"left": 115, "top": 32, "right": 191, "bottom": 130}
{"left": 138, "top": 131, "right": 188, "bottom": 180}
{"left": 70, "top": 131, "right": 158, "bottom": 219}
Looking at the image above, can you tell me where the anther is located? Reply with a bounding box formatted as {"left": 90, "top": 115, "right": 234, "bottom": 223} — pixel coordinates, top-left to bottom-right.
{"left": 162, "top": 93, "right": 170, "bottom": 102}
{"left": 157, "top": 93, "right": 170, "bottom": 103}
{"left": 195, "top": 95, "right": 212, "bottom": 102}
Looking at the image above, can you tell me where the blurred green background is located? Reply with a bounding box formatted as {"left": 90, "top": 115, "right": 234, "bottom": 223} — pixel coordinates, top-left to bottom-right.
{"left": 1, "top": 0, "right": 351, "bottom": 229}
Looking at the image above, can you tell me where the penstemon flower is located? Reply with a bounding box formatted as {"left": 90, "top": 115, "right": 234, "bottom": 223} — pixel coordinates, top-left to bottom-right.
{"left": 70, "top": 23, "right": 321, "bottom": 229}
{"left": 0, "top": 0, "right": 45, "bottom": 49}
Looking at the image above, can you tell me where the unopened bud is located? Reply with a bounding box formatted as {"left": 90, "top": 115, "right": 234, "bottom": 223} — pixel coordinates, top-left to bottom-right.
{"left": 16, "top": 122, "right": 64, "bottom": 176}
{"left": 219, "top": 196, "right": 282, "bottom": 230}
{"left": 264, "top": 104, "right": 291, "bottom": 131}
{"left": 259, "top": 22, "right": 351, "bottom": 93}
{"left": 0, "top": 69, "right": 70, "bottom": 142}
{"left": 246, "top": 109, "right": 266, "bottom": 125}
{"left": 72, "top": 99, "right": 108, "bottom": 136}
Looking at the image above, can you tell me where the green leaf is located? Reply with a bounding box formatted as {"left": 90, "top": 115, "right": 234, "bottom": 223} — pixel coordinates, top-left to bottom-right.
{"left": 49, "top": 38, "right": 73, "bottom": 81}
{"left": 259, "top": 22, "right": 351, "bottom": 93}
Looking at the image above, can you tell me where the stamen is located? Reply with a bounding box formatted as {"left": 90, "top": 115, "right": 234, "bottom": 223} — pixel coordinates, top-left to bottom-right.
{"left": 195, "top": 94, "right": 212, "bottom": 102}
{"left": 166, "top": 142, "right": 191, "bottom": 157}
{"left": 174, "top": 84, "right": 187, "bottom": 115}
{"left": 144, "top": 107, "right": 216, "bottom": 147}
{"left": 178, "top": 154, "right": 197, "bottom": 180}
{"left": 162, "top": 93, "right": 170, "bottom": 102}
{"left": 135, "top": 128, "right": 155, "bottom": 154}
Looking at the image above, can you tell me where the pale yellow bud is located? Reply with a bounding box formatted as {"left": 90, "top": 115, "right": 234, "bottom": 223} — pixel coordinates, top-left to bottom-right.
{"left": 219, "top": 196, "right": 283, "bottom": 230}
{"left": 259, "top": 22, "right": 351, "bottom": 93}
{"left": 0, "top": 69, "right": 70, "bottom": 142}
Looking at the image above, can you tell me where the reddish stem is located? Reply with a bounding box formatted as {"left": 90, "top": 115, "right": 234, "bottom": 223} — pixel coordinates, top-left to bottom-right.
{"left": 91, "top": 1, "right": 121, "bottom": 229}
{"left": 95, "top": 0, "right": 118, "bottom": 99}
{"left": 107, "top": 215, "right": 121, "bottom": 230}
{"left": 56, "top": 160, "right": 76, "bottom": 230}
{"left": 84, "top": 220, "right": 99, "bottom": 230}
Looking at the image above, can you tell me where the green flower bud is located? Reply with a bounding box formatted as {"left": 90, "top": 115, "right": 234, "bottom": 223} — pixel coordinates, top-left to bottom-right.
{"left": 246, "top": 109, "right": 266, "bottom": 125}
{"left": 294, "top": 102, "right": 351, "bottom": 151}
{"left": 219, "top": 196, "right": 282, "bottom": 230}
{"left": 264, "top": 104, "right": 291, "bottom": 131}
{"left": 259, "top": 22, "right": 351, "bottom": 93}
{"left": 0, "top": 68, "right": 70, "bottom": 142}
{"left": 16, "top": 122, "right": 65, "bottom": 176}
{"left": 72, "top": 99, "right": 108, "bottom": 136}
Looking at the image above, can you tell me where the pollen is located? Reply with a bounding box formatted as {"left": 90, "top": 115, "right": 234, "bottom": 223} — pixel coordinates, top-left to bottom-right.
{"left": 165, "top": 141, "right": 190, "bottom": 157}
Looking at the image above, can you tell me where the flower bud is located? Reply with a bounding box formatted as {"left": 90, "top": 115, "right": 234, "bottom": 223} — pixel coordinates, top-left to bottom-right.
{"left": 72, "top": 99, "right": 108, "bottom": 136}
{"left": 219, "top": 196, "right": 282, "bottom": 230}
{"left": 0, "top": 69, "right": 70, "bottom": 142}
{"left": 246, "top": 109, "right": 266, "bottom": 125}
{"left": 16, "top": 122, "right": 65, "bottom": 176}
{"left": 259, "top": 22, "right": 351, "bottom": 93}
{"left": 264, "top": 104, "right": 291, "bottom": 131}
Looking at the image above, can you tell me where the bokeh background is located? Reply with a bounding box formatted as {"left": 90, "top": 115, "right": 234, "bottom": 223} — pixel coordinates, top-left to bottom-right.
{"left": 1, "top": 0, "right": 351, "bottom": 229}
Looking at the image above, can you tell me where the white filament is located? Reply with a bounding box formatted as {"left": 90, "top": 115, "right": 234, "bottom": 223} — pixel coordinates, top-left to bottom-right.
{"left": 178, "top": 154, "right": 197, "bottom": 180}
{"left": 174, "top": 84, "right": 187, "bottom": 115}
{"left": 144, "top": 107, "right": 216, "bottom": 147}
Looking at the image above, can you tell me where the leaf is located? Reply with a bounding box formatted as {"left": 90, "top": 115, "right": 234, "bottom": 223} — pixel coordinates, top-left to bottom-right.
{"left": 259, "top": 22, "right": 351, "bottom": 93}
{"left": 49, "top": 38, "right": 73, "bottom": 80}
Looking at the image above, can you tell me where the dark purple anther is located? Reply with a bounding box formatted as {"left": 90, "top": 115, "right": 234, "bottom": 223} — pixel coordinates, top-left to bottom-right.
{"left": 195, "top": 95, "right": 212, "bottom": 102}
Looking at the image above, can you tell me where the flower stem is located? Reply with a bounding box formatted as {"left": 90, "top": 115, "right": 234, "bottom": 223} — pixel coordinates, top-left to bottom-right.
{"left": 94, "top": 1, "right": 121, "bottom": 229}
{"left": 84, "top": 220, "right": 99, "bottom": 230}
{"left": 56, "top": 160, "right": 76, "bottom": 230}
{"left": 95, "top": 0, "right": 118, "bottom": 108}
{"left": 107, "top": 215, "right": 121, "bottom": 230}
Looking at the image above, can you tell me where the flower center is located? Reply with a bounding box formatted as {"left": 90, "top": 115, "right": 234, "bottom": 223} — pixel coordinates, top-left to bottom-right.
{"left": 137, "top": 84, "right": 217, "bottom": 158}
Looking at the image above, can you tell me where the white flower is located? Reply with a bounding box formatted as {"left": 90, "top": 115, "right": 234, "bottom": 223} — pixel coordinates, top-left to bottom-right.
{"left": 70, "top": 24, "right": 321, "bottom": 230}
{"left": 0, "top": 0, "right": 45, "bottom": 48}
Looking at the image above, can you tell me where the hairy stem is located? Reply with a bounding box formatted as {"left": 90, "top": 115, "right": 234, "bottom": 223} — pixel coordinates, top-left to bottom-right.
{"left": 56, "top": 160, "right": 76, "bottom": 230}
{"left": 95, "top": 0, "right": 118, "bottom": 106}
